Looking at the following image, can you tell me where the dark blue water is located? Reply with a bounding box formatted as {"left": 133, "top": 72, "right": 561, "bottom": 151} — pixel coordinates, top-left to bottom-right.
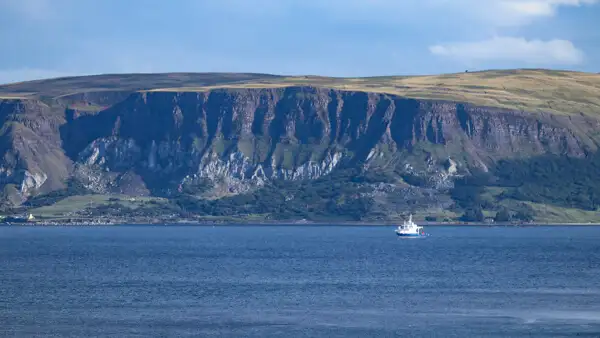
{"left": 1, "top": 226, "right": 600, "bottom": 337}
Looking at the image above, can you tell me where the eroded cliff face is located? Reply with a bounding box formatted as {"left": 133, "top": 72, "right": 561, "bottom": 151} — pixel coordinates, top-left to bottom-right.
{"left": 1, "top": 86, "right": 599, "bottom": 204}
{"left": 0, "top": 100, "right": 72, "bottom": 203}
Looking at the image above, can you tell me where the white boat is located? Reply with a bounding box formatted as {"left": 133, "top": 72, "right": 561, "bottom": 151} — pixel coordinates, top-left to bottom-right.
{"left": 395, "top": 214, "right": 427, "bottom": 237}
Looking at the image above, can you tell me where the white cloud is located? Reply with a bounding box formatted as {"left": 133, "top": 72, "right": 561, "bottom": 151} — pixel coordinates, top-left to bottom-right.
{"left": 477, "top": 0, "right": 598, "bottom": 26}
{"left": 426, "top": 0, "right": 594, "bottom": 66}
{"left": 303, "top": 0, "right": 597, "bottom": 27}
{"left": 430, "top": 37, "right": 585, "bottom": 65}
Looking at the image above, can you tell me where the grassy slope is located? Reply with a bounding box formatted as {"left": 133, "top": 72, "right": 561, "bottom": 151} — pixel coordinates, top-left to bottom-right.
{"left": 31, "top": 195, "right": 165, "bottom": 219}
{"left": 21, "top": 185, "right": 600, "bottom": 224}
{"left": 1, "top": 69, "right": 600, "bottom": 116}
{"left": 481, "top": 187, "right": 600, "bottom": 223}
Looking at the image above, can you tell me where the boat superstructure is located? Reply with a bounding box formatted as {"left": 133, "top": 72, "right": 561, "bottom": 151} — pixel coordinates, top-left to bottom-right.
{"left": 395, "top": 214, "right": 426, "bottom": 237}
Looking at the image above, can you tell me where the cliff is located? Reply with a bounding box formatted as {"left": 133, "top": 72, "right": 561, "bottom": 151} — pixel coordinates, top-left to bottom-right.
{"left": 1, "top": 70, "right": 600, "bottom": 222}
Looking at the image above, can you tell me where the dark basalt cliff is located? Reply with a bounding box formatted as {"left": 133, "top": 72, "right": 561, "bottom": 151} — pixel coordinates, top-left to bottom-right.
{"left": 1, "top": 72, "right": 600, "bottom": 221}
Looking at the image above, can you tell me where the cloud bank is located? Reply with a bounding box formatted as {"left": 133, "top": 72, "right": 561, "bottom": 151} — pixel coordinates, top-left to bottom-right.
{"left": 427, "top": 0, "right": 596, "bottom": 64}
{"left": 430, "top": 37, "right": 584, "bottom": 65}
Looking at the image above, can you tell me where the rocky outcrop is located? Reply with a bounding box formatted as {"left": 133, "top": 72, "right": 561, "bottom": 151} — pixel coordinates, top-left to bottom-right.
{"left": 1, "top": 85, "right": 599, "bottom": 205}
{"left": 0, "top": 100, "right": 72, "bottom": 203}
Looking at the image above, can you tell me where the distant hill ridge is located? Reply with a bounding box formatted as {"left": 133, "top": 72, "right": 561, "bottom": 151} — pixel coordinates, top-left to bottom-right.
{"left": 1, "top": 69, "right": 600, "bottom": 116}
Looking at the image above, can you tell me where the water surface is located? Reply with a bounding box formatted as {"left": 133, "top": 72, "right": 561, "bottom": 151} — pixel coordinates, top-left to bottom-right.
{"left": 1, "top": 225, "right": 600, "bottom": 337}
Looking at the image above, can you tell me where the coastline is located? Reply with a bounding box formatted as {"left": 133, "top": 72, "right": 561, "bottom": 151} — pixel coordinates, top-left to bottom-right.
{"left": 3, "top": 218, "right": 600, "bottom": 227}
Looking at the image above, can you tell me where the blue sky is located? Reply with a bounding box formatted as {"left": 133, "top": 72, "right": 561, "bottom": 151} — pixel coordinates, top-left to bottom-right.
{"left": 0, "top": 0, "right": 598, "bottom": 84}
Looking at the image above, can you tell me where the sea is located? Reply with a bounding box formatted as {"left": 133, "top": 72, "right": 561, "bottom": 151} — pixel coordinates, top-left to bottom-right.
{"left": 1, "top": 225, "right": 600, "bottom": 337}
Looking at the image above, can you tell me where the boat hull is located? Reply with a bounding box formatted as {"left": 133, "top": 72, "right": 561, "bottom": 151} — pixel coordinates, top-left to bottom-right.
{"left": 395, "top": 232, "right": 426, "bottom": 237}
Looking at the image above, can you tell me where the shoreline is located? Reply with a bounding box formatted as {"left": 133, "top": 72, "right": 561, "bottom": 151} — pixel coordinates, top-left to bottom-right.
{"left": 3, "top": 219, "right": 600, "bottom": 227}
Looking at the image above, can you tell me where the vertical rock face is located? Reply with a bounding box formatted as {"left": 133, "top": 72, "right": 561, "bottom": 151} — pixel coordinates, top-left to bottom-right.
{"left": 1, "top": 86, "right": 599, "bottom": 204}
{"left": 0, "top": 100, "right": 72, "bottom": 203}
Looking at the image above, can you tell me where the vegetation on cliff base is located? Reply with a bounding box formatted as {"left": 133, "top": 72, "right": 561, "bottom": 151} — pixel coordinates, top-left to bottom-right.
{"left": 495, "top": 154, "right": 600, "bottom": 211}
{"left": 10, "top": 151, "right": 600, "bottom": 223}
{"left": 448, "top": 152, "right": 600, "bottom": 222}
{"left": 173, "top": 168, "right": 378, "bottom": 221}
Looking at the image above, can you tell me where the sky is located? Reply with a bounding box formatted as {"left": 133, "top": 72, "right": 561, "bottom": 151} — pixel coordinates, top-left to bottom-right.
{"left": 0, "top": 0, "right": 598, "bottom": 84}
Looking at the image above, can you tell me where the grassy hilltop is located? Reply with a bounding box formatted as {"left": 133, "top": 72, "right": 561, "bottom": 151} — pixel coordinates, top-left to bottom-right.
{"left": 2, "top": 69, "right": 600, "bottom": 116}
